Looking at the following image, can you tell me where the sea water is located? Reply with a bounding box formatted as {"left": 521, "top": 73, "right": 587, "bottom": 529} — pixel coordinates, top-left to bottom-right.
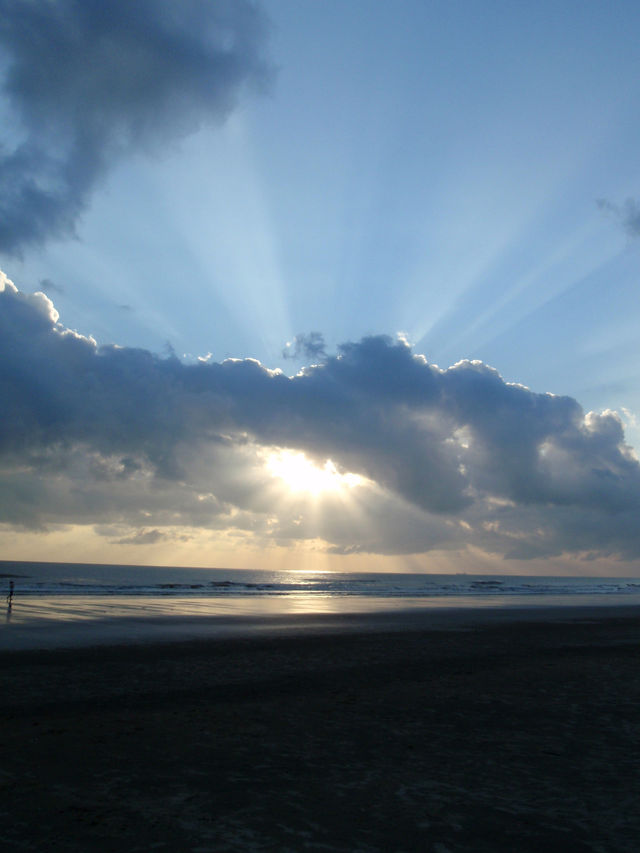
{"left": 2, "top": 561, "right": 640, "bottom": 650}
{"left": 4, "top": 561, "right": 640, "bottom": 599}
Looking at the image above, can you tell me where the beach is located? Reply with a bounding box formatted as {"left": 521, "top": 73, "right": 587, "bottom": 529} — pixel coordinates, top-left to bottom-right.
{"left": 2, "top": 607, "right": 640, "bottom": 851}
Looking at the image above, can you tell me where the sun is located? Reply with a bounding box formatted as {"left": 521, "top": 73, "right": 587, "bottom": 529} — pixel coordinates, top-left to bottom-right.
{"left": 266, "top": 449, "right": 363, "bottom": 495}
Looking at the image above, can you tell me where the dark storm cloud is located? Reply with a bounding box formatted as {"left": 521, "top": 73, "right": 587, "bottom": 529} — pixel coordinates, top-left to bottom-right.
{"left": 282, "top": 332, "right": 327, "bottom": 361}
{"left": 2, "top": 272, "right": 640, "bottom": 558}
{"left": 0, "top": 0, "right": 272, "bottom": 255}
{"left": 596, "top": 197, "right": 640, "bottom": 238}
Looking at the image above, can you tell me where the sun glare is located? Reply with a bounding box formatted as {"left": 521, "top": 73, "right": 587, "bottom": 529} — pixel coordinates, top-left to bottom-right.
{"left": 266, "top": 450, "right": 363, "bottom": 495}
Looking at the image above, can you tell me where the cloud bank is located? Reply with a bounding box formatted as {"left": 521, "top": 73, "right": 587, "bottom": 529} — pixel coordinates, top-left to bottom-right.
{"left": 0, "top": 0, "right": 272, "bottom": 254}
{"left": 2, "top": 270, "right": 640, "bottom": 562}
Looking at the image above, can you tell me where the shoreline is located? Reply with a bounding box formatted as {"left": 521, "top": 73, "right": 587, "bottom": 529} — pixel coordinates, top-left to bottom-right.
{"left": 2, "top": 596, "right": 640, "bottom": 652}
{"left": 2, "top": 609, "right": 640, "bottom": 850}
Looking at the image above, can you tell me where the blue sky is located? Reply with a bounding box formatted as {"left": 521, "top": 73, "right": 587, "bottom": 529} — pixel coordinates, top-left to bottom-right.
{"left": 2, "top": 0, "right": 640, "bottom": 573}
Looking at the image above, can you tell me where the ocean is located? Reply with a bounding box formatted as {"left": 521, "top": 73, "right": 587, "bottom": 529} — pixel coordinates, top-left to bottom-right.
{"left": 3, "top": 560, "right": 640, "bottom": 601}
{"left": 3, "top": 561, "right": 640, "bottom": 650}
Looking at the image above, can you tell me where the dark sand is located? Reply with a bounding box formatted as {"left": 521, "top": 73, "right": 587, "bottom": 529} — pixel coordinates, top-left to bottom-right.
{"left": 2, "top": 609, "right": 640, "bottom": 851}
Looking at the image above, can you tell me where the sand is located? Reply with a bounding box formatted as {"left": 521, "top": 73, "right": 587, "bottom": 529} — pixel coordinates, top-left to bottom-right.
{"left": 2, "top": 608, "right": 640, "bottom": 851}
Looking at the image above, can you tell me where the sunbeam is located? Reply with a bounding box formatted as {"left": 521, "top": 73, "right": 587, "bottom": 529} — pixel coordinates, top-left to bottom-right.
{"left": 266, "top": 449, "right": 364, "bottom": 496}
{"left": 154, "top": 116, "right": 293, "bottom": 361}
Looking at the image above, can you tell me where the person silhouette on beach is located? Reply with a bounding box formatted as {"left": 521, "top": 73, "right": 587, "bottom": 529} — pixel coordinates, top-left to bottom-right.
{"left": 7, "top": 580, "right": 14, "bottom": 610}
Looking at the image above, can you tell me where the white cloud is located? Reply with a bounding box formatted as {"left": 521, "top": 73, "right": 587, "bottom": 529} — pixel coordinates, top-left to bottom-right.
{"left": 2, "top": 273, "right": 640, "bottom": 560}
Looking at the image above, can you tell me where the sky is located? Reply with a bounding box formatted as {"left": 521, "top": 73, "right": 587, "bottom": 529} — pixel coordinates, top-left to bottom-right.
{"left": 2, "top": 0, "right": 640, "bottom": 574}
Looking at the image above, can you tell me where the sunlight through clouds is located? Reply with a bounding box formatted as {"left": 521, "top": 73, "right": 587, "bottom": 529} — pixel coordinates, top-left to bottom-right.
{"left": 266, "top": 449, "right": 365, "bottom": 496}
{"left": 160, "top": 116, "right": 292, "bottom": 360}
{"left": 3, "top": 1, "right": 640, "bottom": 575}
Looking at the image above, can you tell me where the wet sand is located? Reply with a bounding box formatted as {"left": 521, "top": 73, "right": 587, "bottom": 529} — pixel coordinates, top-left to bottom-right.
{"left": 2, "top": 608, "right": 640, "bottom": 851}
